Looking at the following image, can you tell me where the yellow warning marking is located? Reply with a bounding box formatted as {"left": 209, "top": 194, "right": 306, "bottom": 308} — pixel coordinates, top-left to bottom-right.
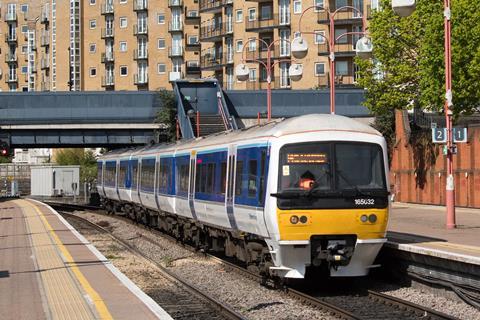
{"left": 30, "top": 201, "right": 114, "bottom": 320}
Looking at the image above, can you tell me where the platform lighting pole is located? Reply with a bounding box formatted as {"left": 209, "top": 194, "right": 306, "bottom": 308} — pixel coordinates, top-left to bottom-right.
{"left": 295, "top": 5, "right": 369, "bottom": 115}
{"left": 392, "top": 1, "right": 455, "bottom": 229}
{"left": 238, "top": 38, "right": 295, "bottom": 121}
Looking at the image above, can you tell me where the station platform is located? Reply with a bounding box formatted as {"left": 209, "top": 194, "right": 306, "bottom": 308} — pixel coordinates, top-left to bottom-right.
{"left": 0, "top": 199, "right": 172, "bottom": 320}
{"left": 386, "top": 203, "right": 480, "bottom": 266}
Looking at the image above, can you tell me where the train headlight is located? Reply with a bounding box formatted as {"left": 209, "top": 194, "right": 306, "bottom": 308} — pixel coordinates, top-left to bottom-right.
{"left": 300, "top": 216, "right": 308, "bottom": 224}
{"left": 360, "top": 215, "right": 368, "bottom": 223}
{"left": 290, "top": 215, "right": 299, "bottom": 224}
{"left": 368, "top": 214, "right": 378, "bottom": 223}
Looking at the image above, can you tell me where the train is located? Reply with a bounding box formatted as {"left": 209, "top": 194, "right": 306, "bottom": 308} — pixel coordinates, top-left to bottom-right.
{"left": 97, "top": 114, "right": 390, "bottom": 279}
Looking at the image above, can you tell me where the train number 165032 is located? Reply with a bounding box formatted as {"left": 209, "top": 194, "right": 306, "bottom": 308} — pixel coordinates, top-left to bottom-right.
{"left": 354, "top": 198, "right": 375, "bottom": 205}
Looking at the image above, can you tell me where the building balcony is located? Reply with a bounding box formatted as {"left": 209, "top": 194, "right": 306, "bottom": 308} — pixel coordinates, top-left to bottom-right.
{"left": 134, "top": 73, "right": 148, "bottom": 85}
{"left": 5, "top": 53, "right": 17, "bottom": 63}
{"left": 315, "top": 72, "right": 356, "bottom": 88}
{"left": 41, "top": 32, "right": 49, "bottom": 47}
{"left": 40, "top": 6, "right": 49, "bottom": 24}
{"left": 168, "top": 46, "right": 183, "bottom": 58}
{"left": 101, "top": 28, "right": 114, "bottom": 39}
{"left": 133, "top": 0, "right": 148, "bottom": 11}
{"left": 169, "top": 71, "right": 183, "bottom": 82}
{"left": 200, "top": 51, "right": 233, "bottom": 70}
{"left": 244, "top": 77, "right": 291, "bottom": 90}
{"left": 168, "top": 0, "right": 183, "bottom": 8}
{"left": 185, "top": 62, "right": 201, "bottom": 74}
{"left": 199, "top": 0, "right": 233, "bottom": 14}
{"left": 245, "top": 14, "right": 290, "bottom": 32}
{"left": 185, "top": 38, "right": 200, "bottom": 51}
{"left": 185, "top": 10, "right": 200, "bottom": 23}
{"left": 133, "top": 49, "right": 148, "bottom": 60}
{"left": 5, "top": 12, "right": 17, "bottom": 22}
{"left": 101, "top": 2, "right": 114, "bottom": 15}
{"left": 5, "top": 33, "right": 17, "bottom": 43}
{"left": 168, "top": 21, "right": 183, "bottom": 33}
{"left": 102, "top": 76, "right": 115, "bottom": 87}
{"left": 245, "top": 45, "right": 291, "bottom": 61}
{"left": 199, "top": 23, "right": 232, "bottom": 42}
{"left": 41, "top": 81, "right": 49, "bottom": 91}
{"left": 41, "top": 57, "right": 50, "bottom": 70}
{"left": 317, "top": 4, "right": 371, "bottom": 24}
{"left": 101, "top": 52, "right": 115, "bottom": 63}
{"left": 133, "top": 25, "right": 148, "bottom": 36}
{"left": 5, "top": 74, "right": 18, "bottom": 83}
{"left": 317, "top": 38, "right": 356, "bottom": 57}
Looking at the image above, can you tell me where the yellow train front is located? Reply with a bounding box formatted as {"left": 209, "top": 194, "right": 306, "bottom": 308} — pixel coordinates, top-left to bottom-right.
{"left": 264, "top": 115, "right": 389, "bottom": 279}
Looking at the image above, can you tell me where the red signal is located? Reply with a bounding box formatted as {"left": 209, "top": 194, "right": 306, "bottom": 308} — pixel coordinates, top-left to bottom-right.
{"left": 1, "top": 149, "right": 7, "bottom": 156}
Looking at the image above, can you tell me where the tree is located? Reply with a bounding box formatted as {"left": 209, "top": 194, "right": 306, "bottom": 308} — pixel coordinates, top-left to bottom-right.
{"left": 54, "top": 149, "right": 97, "bottom": 183}
{"left": 155, "top": 90, "right": 177, "bottom": 142}
{"left": 356, "top": 0, "right": 480, "bottom": 116}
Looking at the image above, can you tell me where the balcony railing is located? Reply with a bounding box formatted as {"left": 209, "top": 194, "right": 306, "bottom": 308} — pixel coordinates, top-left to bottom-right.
{"left": 185, "top": 10, "right": 200, "bottom": 22}
{"left": 199, "top": 0, "right": 233, "bottom": 13}
{"left": 5, "top": 12, "right": 17, "bottom": 22}
{"left": 5, "top": 53, "right": 17, "bottom": 63}
{"left": 244, "top": 77, "right": 291, "bottom": 90}
{"left": 185, "top": 38, "right": 200, "bottom": 50}
{"left": 101, "top": 28, "right": 114, "bottom": 39}
{"left": 199, "top": 22, "right": 232, "bottom": 41}
{"left": 40, "top": 6, "right": 49, "bottom": 24}
{"left": 5, "top": 33, "right": 17, "bottom": 43}
{"left": 41, "top": 32, "right": 50, "bottom": 47}
{"left": 314, "top": 72, "right": 356, "bottom": 88}
{"left": 168, "top": 21, "right": 183, "bottom": 32}
{"left": 5, "top": 74, "right": 18, "bottom": 83}
{"left": 133, "top": 0, "right": 148, "bottom": 11}
{"left": 185, "top": 62, "right": 201, "bottom": 74}
{"left": 133, "top": 25, "right": 148, "bottom": 36}
{"left": 102, "top": 76, "right": 115, "bottom": 87}
{"left": 41, "top": 81, "right": 49, "bottom": 91}
{"left": 168, "top": 46, "right": 183, "bottom": 57}
{"left": 101, "top": 52, "right": 115, "bottom": 63}
{"left": 317, "top": 35, "right": 357, "bottom": 57}
{"left": 133, "top": 49, "right": 148, "bottom": 60}
{"left": 245, "top": 14, "right": 290, "bottom": 32}
{"left": 41, "top": 57, "right": 50, "bottom": 69}
{"left": 134, "top": 73, "right": 148, "bottom": 85}
{"left": 317, "top": 5, "right": 371, "bottom": 23}
{"left": 200, "top": 51, "right": 232, "bottom": 70}
{"left": 101, "top": 2, "right": 114, "bottom": 15}
{"left": 245, "top": 45, "right": 291, "bottom": 61}
{"left": 168, "top": 0, "right": 183, "bottom": 7}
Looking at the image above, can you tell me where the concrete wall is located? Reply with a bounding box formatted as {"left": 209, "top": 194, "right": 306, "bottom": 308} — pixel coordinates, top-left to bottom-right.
{"left": 391, "top": 110, "right": 480, "bottom": 208}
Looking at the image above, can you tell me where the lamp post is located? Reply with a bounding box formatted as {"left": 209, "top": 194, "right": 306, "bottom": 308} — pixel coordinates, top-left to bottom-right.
{"left": 235, "top": 38, "right": 303, "bottom": 121}
{"left": 291, "top": 5, "right": 372, "bottom": 115}
{"left": 392, "top": 0, "right": 456, "bottom": 229}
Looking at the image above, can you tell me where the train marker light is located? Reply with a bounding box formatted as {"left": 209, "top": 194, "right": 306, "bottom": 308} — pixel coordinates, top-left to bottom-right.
{"left": 290, "top": 215, "right": 299, "bottom": 224}
{"left": 299, "top": 216, "right": 308, "bottom": 224}
{"left": 368, "top": 214, "right": 378, "bottom": 223}
{"left": 360, "top": 215, "right": 368, "bottom": 223}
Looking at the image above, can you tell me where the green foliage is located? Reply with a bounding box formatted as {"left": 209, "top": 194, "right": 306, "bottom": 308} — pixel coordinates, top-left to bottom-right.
{"left": 0, "top": 156, "right": 13, "bottom": 163}
{"left": 155, "top": 90, "right": 177, "bottom": 142}
{"left": 357, "top": 0, "right": 480, "bottom": 116}
{"left": 54, "top": 149, "right": 97, "bottom": 182}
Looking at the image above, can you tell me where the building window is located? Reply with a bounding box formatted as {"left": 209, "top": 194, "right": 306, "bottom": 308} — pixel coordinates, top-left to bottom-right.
{"left": 157, "top": 63, "right": 166, "bottom": 74}
{"left": 336, "top": 61, "right": 349, "bottom": 76}
{"left": 157, "top": 38, "right": 166, "bottom": 49}
{"left": 188, "top": 36, "right": 198, "bottom": 44}
{"left": 119, "top": 17, "right": 127, "bottom": 28}
{"left": 21, "top": 66, "right": 28, "bottom": 74}
{"left": 21, "top": 45, "right": 28, "bottom": 54}
{"left": 21, "top": 4, "right": 28, "bottom": 13}
{"left": 90, "top": 68, "right": 97, "bottom": 77}
{"left": 21, "top": 25, "right": 28, "bottom": 33}
{"left": 89, "top": 43, "right": 96, "bottom": 53}
{"left": 314, "top": 0, "right": 324, "bottom": 11}
{"left": 120, "top": 66, "right": 128, "bottom": 76}
{"left": 293, "top": 1, "right": 302, "bottom": 14}
{"left": 236, "top": 40, "right": 243, "bottom": 52}
{"left": 157, "top": 13, "right": 165, "bottom": 24}
{"left": 89, "top": 20, "right": 97, "bottom": 29}
{"left": 120, "top": 0, "right": 127, "bottom": 3}
{"left": 248, "top": 8, "right": 256, "bottom": 21}
{"left": 249, "top": 69, "right": 257, "bottom": 81}
{"left": 90, "top": 0, "right": 96, "bottom": 4}
{"left": 336, "top": 0, "right": 348, "bottom": 9}
{"left": 314, "top": 63, "right": 325, "bottom": 76}
{"left": 236, "top": 9, "right": 243, "bottom": 22}
{"left": 119, "top": 41, "right": 127, "bottom": 52}
{"left": 314, "top": 30, "right": 326, "bottom": 44}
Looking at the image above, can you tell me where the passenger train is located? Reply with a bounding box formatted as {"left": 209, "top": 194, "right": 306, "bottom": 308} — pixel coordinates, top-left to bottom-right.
{"left": 97, "top": 114, "right": 390, "bottom": 279}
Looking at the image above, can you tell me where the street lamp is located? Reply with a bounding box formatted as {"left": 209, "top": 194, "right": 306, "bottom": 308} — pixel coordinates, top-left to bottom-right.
{"left": 236, "top": 38, "right": 302, "bottom": 121}
{"left": 292, "top": 5, "right": 372, "bottom": 115}
{"left": 392, "top": 0, "right": 456, "bottom": 229}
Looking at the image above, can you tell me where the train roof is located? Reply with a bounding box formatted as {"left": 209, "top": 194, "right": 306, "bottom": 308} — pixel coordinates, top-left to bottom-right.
{"left": 99, "top": 114, "right": 381, "bottom": 159}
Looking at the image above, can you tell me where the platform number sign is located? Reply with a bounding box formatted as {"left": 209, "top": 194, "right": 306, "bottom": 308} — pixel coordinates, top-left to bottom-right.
{"left": 432, "top": 127, "right": 468, "bottom": 144}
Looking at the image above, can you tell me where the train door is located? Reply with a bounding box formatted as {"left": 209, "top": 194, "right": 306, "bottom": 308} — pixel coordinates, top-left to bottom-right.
{"left": 138, "top": 160, "right": 143, "bottom": 206}
{"left": 188, "top": 152, "right": 198, "bottom": 221}
{"left": 226, "top": 146, "right": 238, "bottom": 229}
{"left": 116, "top": 161, "right": 121, "bottom": 200}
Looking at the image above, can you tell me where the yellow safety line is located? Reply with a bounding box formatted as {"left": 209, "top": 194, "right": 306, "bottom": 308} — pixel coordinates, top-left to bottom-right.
{"left": 30, "top": 201, "right": 114, "bottom": 320}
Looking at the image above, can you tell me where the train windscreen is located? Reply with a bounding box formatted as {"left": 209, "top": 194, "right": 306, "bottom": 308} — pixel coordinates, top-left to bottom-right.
{"left": 276, "top": 142, "right": 388, "bottom": 209}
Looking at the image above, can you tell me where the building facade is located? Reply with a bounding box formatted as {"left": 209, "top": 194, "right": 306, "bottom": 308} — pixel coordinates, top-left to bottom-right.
{"left": 0, "top": 0, "right": 375, "bottom": 92}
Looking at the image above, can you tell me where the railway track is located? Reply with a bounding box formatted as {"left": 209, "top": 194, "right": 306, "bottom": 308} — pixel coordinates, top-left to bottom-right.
{"left": 49, "top": 201, "right": 458, "bottom": 320}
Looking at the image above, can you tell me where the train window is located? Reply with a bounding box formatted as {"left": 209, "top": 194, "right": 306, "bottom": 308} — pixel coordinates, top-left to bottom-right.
{"left": 179, "top": 164, "right": 189, "bottom": 192}
{"left": 220, "top": 161, "right": 227, "bottom": 195}
{"left": 200, "top": 164, "right": 207, "bottom": 193}
{"left": 119, "top": 161, "right": 128, "bottom": 188}
{"left": 131, "top": 161, "right": 138, "bottom": 189}
{"left": 159, "top": 164, "right": 170, "bottom": 190}
{"left": 104, "top": 162, "right": 116, "bottom": 187}
{"left": 195, "top": 164, "right": 202, "bottom": 193}
{"left": 235, "top": 161, "right": 244, "bottom": 196}
{"left": 248, "top": 160, "right": 257, "bottom": 198}
{"left": 259, "top": 150, "right": 267, "bottom": 205}
{"left": 207, "top": 163, "right": 215, "bottom": 194}
{"left": 141, "top": 159, "right": 156, "bottom": 191}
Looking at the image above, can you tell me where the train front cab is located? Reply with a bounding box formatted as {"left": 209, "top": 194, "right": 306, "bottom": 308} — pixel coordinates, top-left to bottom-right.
{"left": 267, "top": 135, "right": 389, "bottom": 279}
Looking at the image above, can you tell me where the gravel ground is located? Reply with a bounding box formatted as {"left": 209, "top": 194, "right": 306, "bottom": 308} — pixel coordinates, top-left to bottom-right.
{"left": 73, "top": 211, "right": 480, "bottom": 320}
